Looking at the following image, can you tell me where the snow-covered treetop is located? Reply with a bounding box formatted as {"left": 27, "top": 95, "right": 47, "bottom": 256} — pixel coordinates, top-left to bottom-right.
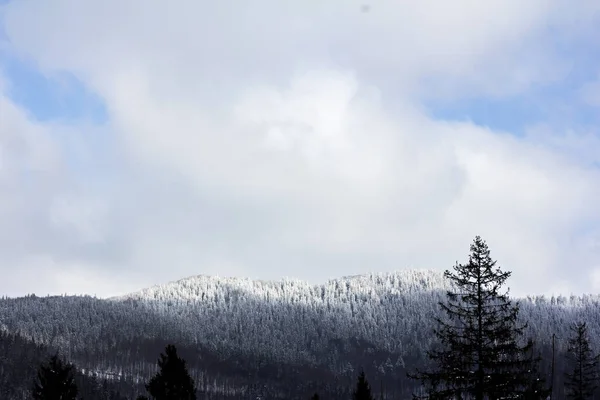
{"left": 113, "top": 270, "right": 450, "bottom": 305}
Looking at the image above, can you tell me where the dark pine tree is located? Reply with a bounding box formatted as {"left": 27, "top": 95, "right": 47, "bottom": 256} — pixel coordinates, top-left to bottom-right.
{"left": 32, "top": 353, "right": 78, "bottom": 400}
{"left": 409, "top": 236, "right": 544, "bottom": 399}
{"left": 565, "top": 321, "right": 599, "bottom": 400}
{"left": 311, "top": 392, "right": 320, "bottom": 400}
{"left": 523, "top": 346, "right": 552, "bottom": 400}
{"left": 143, "top": 344, "right": 197, "bottom": 400}
{"left": 353, "top": 370, "right": 374, "bottom": 400}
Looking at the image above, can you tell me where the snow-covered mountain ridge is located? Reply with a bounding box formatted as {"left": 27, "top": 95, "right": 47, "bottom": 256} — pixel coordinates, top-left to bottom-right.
{"left": 112, "top": 268, "right": 597, "bottom": 312}
{"left": 113, "top": 269, "right": 450, "bottom": 304}
{"left": 1, "top": 269, "right": 600, "bottom": 399}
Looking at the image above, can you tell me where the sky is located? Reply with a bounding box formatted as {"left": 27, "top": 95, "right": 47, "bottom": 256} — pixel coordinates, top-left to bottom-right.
{"left": 1, "top": 1, "right": 600, "bottom": 298}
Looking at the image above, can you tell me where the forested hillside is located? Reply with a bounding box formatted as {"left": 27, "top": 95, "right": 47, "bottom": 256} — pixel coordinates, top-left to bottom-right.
{"left": 0, "top": 269, "right": 598, "bottom": 399}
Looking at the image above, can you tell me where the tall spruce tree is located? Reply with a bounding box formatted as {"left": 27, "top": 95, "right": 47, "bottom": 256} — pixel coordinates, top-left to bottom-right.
{"left": 143, "top": 344, "right": 197, "bottom": 400}
{"left": 353, "top": 370, "right": 374, "bottom": 400}
{"left": 32, "top": 353, "right": 78, "bottom": 400}
{"left": 565, "top": 321, "right": 599, "bottom": 400}
{"left": 410, "top": 236, "right": 542, "bottom": 399}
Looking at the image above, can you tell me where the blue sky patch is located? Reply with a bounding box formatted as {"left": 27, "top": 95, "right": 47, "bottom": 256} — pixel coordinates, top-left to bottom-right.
{"left": 425, "top": 75, "right": 600, "bottom": 136}
{"left": 0, "top": 52, "right": 108, "bottom": 124}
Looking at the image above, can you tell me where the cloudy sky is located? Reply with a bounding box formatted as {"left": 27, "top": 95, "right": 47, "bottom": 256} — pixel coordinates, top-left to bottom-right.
{"left": 1, "top": 0, "right": 600, "bottom": 298}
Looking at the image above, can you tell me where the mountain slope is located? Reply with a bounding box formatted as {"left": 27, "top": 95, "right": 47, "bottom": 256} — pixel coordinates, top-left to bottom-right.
{"left": 0, "top": 270, "right": 598, "bottom": 399}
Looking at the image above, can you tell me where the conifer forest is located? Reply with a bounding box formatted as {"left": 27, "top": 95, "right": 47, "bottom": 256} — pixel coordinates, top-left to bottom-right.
{"left": 1, "top": 237, "right": 599, "bottom": 399}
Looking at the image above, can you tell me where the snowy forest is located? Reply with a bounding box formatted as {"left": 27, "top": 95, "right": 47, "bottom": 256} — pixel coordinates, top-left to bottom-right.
{"left": 1, "top": 237, "right": 599, "bottom": 399}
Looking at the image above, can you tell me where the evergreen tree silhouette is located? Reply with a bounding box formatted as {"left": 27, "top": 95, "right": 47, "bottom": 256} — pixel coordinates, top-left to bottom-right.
{"left": 565, "top": 322, "right": 599, "bottom": 400}
{"left": 523, "top": 346, "right": 552, "bottom": 399}
{"left": 353, "top": 370, "right": 374, "bottom": 400}
{"left": 409, "top": 236, "right": 542, "bottom": 399}
{"left": 144, "top": 344, "right": 197, "bottom": 400}
{"left": 32, "top": 353, "right": 78, "bottom": 400}
{"left": 310, "top": 392, "right": 320, "bottom": 400}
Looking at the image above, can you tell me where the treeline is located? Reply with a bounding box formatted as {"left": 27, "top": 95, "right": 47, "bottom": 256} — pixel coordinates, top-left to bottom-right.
{"left": 0, "top": 330, "right": 133, "bottom": 399}
{"left": 2, "top": 267, "right": 598, "bottom": 398}
{"left": 31, "top": 343, "right": 389, "bottom": 400}
{"left": 22, "top": 236, "right": 600, "bottom": 399}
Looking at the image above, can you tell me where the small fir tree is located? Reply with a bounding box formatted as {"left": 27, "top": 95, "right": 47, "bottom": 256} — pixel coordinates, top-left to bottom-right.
{"left": 565, "top": 321, "right": 600, "bottom": 400}
{"left": 522, "top": 346, "right": 551, "bottom": 399}
{"left": 353, "top": 370, "right": 374, "bottom": 400}
{"left": 143, "top": 344, "right": 197, "bottom": 400}
{"left": 32, "top": 353, "right": 78, "bottom": 400}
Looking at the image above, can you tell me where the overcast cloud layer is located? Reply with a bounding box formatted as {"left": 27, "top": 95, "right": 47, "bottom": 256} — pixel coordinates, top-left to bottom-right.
{"left": 1, "top": 0, "right": 600, "bottom": 297}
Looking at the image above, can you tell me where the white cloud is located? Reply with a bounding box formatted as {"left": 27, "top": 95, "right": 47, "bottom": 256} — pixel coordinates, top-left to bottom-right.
{"left": 3, "top": 0, "right": 591, "bottom": 99}
{"left": 525, "top": 124, "right": 600, "bottom": 166}
{"left": 1, "top": 0, "right": 600, "bottom": 297}
{"left": 4, "top": 255, "right": 144, "bottom": 298}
